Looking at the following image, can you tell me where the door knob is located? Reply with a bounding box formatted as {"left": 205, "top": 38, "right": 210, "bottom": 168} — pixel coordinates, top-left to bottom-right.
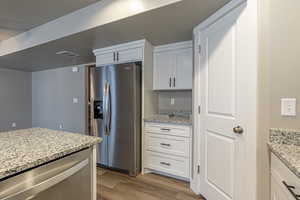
{"left": 233, "top": 126, "right": 244, "bottom": 134}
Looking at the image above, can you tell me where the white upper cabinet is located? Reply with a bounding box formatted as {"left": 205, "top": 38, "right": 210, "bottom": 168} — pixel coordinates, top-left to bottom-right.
{"left": 93, "top": 40, "right": 145, "bottom": 66}
{"left": 117, "top": 47, "right": 143, "bottom": 64}
{"left": 175, "top": 48, "right": 193, "bottom": 90}
{"left": 153, "top": 41, "right": 193, "bottom": 90}
{"left": 154, "top": 51, "right": 175, "bottom": 90}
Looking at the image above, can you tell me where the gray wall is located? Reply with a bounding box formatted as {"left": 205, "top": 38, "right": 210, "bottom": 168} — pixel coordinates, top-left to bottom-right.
{"left": 258, "top": 0, "right": 300, "bottom": 199}
{"left": 0, "top": 68, "right": 32, "bottom": 132}
{"left": 158, "top": 91, "right": 192, "bottom": 114}
{"left": 32, "top": 65, "right": 86, "bottom": 133}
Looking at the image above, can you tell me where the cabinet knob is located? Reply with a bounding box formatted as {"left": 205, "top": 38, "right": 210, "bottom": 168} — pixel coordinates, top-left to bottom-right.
{"left": 233, "top": 126, "right": 244, "bottom": 134}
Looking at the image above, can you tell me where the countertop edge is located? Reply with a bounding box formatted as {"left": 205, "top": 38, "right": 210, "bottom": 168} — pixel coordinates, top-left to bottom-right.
{"left": 268, "top": 143, "right": 300, "bottom": 180}
{"left": 0, "top": 138, "right": 101, "bottom": 180}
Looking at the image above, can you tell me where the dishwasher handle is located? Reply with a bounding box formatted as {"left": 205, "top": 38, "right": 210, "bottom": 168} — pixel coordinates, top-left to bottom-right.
{"left": 2, "top": 159, "right": 89, "bottom": 200}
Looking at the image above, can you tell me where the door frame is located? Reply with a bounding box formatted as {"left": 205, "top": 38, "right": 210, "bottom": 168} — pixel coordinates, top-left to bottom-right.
{"left": 191, "top": 0, "right": 257, "bottom": 199}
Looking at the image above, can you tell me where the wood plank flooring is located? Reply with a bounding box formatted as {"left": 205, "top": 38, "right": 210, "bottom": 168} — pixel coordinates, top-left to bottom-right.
{"left": 97, "top": 168, "right": 205, "bottom": 200}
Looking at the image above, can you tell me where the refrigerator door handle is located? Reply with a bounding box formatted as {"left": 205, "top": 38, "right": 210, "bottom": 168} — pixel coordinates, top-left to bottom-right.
{"left": 104, "top": 82, "right": 109, "bottom": 136}
{"left": 107, "top": 83, "right": 112, "bottom": 135}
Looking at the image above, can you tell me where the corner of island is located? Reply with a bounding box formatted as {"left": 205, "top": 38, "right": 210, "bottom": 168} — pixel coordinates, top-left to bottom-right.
{"left": 0, "top": 128, "right": 102, "bottom": 200}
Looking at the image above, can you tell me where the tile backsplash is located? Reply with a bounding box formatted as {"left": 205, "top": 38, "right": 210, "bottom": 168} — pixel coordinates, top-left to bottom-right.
{"left": 158, "top": 91, "right": 192, "bottom": 115}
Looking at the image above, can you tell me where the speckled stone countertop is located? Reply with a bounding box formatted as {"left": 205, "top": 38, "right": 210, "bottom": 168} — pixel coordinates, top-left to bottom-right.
{"left": 144, "top": 115, "right": 192, "bottom": 126}
{"left": 0, "top": 128, "right": 101, "bottom": 180}
{"left": 268, "top": 128, "right": 300, "bottom": 179}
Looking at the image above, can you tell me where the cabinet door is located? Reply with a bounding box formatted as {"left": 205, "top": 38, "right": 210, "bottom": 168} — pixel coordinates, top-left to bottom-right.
{"left": 153, "top": 51, "right": 175, "bottom": 90}
{"left": 174, "top": 48, "right": 193, "bottom": 90}
{"left": 96, "top": 52, "right": 115, "bottom": 66}
{"left": 117, "top": 47, "right": 143, "bottom": 64}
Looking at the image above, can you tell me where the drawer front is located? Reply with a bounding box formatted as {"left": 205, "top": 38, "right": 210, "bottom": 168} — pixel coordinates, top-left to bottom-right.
{"left": 145, "top": 123, "right": 191, "bottom": 137}
{"left": 145, "top": 133, "right": 190, "bottom": 157}
{"left": 145, "top": 151, "right": 189, "bottom": 179}
{"left": 271, "top": 153, "right": 300, "bottom": 199}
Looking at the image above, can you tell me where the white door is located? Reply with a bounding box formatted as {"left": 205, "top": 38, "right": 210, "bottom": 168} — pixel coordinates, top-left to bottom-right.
{"left": 174, "top": 48, "right": 193, "bottom": 90}
{"left": 153, "top": 51, "right": 174, "bottom": 90}
{"left": 197, "top": 6, "right": 251, "bottom": 200}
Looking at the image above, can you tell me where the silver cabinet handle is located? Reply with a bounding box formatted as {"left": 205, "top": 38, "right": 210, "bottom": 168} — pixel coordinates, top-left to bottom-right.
{"left": 283, "top": 181, "right": 300, "bottom": 200}
{"left": 160, "top": 128, "right": 171, "bottom": 131}
{"left": 160, "top": 162, "right": 171, "bottom": 166}
{"left": 169, "top": 77, "right": 172, "bottom": 88}
{"left": 113, "top": 52, "right": 116, "bottom": 61}
{"left": 173, "top": 77, "right": 176, "bottom": 88}
{"left": 115, "top": 52, "right": 119, "bottom": 61}
{"left": 2, "top": 159, "right": 89, "bottom": 200}
{"left": 160, "top": 143, "right": 171, "bottom": 147}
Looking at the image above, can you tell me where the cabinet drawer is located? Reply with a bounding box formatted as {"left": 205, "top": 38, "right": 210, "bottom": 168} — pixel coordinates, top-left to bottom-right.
{"left": 145, "top": 123, "right": 191, "bottom": 138}
{"left": 271, "top": 153, "right": 300, "bottom": 199}
{"left": 145, "top": 133, "right": 190, "bottom": 157}
{"left": 145, "top": 151, "right": 189, "bottom": 179}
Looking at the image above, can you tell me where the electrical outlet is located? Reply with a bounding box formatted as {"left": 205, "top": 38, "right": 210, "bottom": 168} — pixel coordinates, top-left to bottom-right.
{"left": 73, "top": 98, "right": 79, "bottom": 104}
{"left": 281, "top": 98, "right": 297, "bottom": 116}
{"left": 12, "top": 122, "right": 16, "bottom": 128}
{"left": 59, "top": 124, "right": 63, "bottom": 129}
{"left": 171, "top": 98, "right": 175, "bottom": 105}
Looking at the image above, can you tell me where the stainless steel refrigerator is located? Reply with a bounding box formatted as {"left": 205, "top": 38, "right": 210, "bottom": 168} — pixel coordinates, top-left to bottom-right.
{"left": 91, "top": 62, "right": 141, "bottom": 176}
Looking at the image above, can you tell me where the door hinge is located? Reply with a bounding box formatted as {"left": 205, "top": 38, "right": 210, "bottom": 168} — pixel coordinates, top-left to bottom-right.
{"left": 197, "top": 165, "right": 200, "bottom": 174}
{"left": 198, "top": 106, "right": 201, "bottom": 114}
{"left": 198, "top": 45, "right": 201, "bottom": 54}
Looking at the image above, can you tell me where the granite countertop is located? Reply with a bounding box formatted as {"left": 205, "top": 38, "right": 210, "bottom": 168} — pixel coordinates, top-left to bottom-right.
{"left": 0, "top": 128, "right": 102, "bottom": 180}
{"left": 144, "top": 115, "right": 192, "bottom": 126}
{"left": 268, "top": 128, "right": 300, "bottom": 179}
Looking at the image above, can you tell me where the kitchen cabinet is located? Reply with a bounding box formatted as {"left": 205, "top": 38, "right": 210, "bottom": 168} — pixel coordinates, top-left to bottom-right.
{"left": 153, "top": 41, "right": 193, "bottom": 90}
{"left": 271, "top": 153, "right": 300, "bottom": 200}
{"left": 143, "top": 122, "right": 192, "bottom": 181}
{"left": 93, "top": 40, "right": 144, "bottom": 66}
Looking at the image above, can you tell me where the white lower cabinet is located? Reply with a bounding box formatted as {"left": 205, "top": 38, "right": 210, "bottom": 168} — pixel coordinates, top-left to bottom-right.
{"left": 271, "top": 153, "right": 300, "bottom": 200}
{"left": 144, "top": 122, "right": 192, "bottom": 180}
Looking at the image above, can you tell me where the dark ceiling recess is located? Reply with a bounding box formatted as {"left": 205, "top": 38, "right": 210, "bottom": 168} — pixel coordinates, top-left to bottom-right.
{"left": 0, "top": 0, "right": 230, "bottom": 71}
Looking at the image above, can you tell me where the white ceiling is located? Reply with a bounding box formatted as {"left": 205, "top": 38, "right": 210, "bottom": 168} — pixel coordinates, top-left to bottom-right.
{"left": 0, "top": 0, "right": 230, "bottom": 71}
{"left": 0, "top": 0, "right": 101, "bottom": 41}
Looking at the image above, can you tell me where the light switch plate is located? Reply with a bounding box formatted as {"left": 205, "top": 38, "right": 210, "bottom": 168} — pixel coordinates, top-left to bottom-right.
{"left": 281, "top": 98, "right": 297, "bottom": 116}
{"left": 12, "top": 122, "right": 16, "bottom": 128}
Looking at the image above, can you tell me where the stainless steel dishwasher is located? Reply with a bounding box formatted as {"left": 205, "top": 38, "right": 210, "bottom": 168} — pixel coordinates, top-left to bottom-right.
{"left": 0, "top": 148, "right": 93, "bottom": 200}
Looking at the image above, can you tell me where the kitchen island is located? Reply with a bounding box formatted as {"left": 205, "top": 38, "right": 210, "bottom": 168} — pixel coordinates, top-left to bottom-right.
{"left": 0, "top": 128, "right": 101, "bottom": 200}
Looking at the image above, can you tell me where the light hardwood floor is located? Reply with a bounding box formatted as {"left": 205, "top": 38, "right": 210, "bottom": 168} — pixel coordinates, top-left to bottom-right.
{"left": 97, "top": 168, "right": 205, "bottom": 200}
